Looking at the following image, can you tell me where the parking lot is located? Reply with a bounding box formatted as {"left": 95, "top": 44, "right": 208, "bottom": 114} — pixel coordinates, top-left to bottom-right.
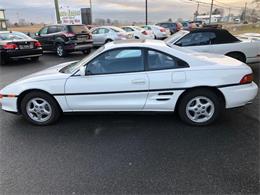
{"left": 0, "top": 51, "right": 259, "bottom": 194}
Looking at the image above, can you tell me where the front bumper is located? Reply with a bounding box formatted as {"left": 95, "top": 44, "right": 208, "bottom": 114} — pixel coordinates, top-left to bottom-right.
{"left": 0, "top": 96, "right": 18, "bottom": 113}
{"left": 219, "top": 82, "right": 258, "bottom": 109}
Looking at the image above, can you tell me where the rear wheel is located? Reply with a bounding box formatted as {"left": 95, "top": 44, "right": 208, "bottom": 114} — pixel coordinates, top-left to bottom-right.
{"left": 178, "top": 89, "right": 223, "bottom": 126}
{"left": 21, "top": 91, "right": 61, "bottom": 126}
{"left": 56, "top": 44, "right": 67, "bottom": 57}
{"left": 105, "top": 39, "right": 113, "bottom": 44}
{"left": 0, "top": 53, "right": 6, "bottom": 65}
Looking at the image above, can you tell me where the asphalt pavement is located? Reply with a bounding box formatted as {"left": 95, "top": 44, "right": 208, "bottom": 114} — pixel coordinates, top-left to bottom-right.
{"left": 0, "top": 51, "right": 259, "bottom": 194}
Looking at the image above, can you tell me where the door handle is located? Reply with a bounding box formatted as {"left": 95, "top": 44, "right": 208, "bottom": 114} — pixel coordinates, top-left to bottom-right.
{"left": 132, "top": 79, "right": 146, "bottom": 85}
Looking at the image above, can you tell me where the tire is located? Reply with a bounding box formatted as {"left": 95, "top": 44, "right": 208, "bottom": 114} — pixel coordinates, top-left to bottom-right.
{"left": 226, "top": 52, "right": 246, "bottom": 63}
{"left": 0, "top": 53, "right": 6, "bottom": 65}
{"left": 178, "top": 89, "right": 223, "bottom": 126}
{"left": 135, "top": 36, "right": 140, "bottom": 39}
{"left": 105, "top": 39, "right": 113, "bottom": 44}
{"left": 20, "top": 91, "right": 61, "bottom": 126}
{"left": 31, "top": 56, "right": 39, "bottom": 62}
{"left": 56, "top": 44, "right": 67, "bottom": 57}
{"left": 82, "top": 49, "right": 91, "bottom": 55}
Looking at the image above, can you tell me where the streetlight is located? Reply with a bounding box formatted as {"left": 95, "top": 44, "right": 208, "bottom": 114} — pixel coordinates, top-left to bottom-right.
{"left": 89, "top": 0, "right": 92, "bottom": 24}
{"left": 145, "top": 0, "right": 148, "bottom": 25}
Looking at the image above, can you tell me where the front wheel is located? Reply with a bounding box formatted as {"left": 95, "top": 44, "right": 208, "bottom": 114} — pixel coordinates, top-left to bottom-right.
{"left": 21, "top": 91, "right": 61, "bottom": 125}
{"left": 178, "top": 89, "right": 223, "bottom": 126}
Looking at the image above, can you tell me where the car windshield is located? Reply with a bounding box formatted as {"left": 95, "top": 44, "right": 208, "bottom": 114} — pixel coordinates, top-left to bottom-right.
{"left": 60, "top": 46, "right": 105, "bottom": 74}
{"left": 111, "top": 27, "right": 125, "bottom": 33}
{"left": 164, "top": 30, "right": 189, "bottom": 44}
{"left": 133, "top": 26, "right": 143, "bottom": 31}
{"left": 0, "top": 32, "right": 30, "bottom": 40}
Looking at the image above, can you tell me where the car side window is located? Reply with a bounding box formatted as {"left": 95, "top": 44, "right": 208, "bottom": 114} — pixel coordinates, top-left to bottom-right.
{"left": 175, "top": 32, "right": 216, "bottom": 46}
{"left": 48, "top": 26, "right": 58, "bottom": 34}
{"left": 39, "top": 27, "right": 48, "bottom": 35}
{"left": 86, "top": 49, "right": 144, "bottom": 75}
{"left": 123, "top": 27, "right": 133, "bottom": 32}
{"left": 147, "top": 50, "right": 188, "bottom": 71}
{"left": 98, "top": 28, "right": 109, "bottom": 34}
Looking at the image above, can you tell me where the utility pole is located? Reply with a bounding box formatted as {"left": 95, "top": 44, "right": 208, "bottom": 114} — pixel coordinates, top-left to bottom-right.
{"left": 145, "top": 0, "right": 148, "bottom": 25}
{"left": 244, "top": 2, "right": 247, "bottom": 21}
{"left": 209, "top": 0, "right": 214, "bottom": 24}
{"left": 194, "top": 2, "right": 200, "bottom": 21}
{"left": 89, "top": 0, "right": 92, "bottom": 24}
{"left": 228, "top": 8, "right": 231, "bottom": 22}
{"left": 54, "top": 0, "right": 61, "bottom": 24}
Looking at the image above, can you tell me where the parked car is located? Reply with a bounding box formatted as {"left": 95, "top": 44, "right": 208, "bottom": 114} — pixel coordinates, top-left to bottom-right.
{"left": 165, "top": 28, "right": 260, "bottom": 63}
{"left": 0, "top": 31, "right": 43, "bottom": 65}
{"left": 236, "top": 33, "right": 260, "bottom": 42}
{"left": 182, "top": 21, "right": 197, "bottom": 31}
{"left": 141, "top": 25, "right": 170, "bottom": 39}
{"left": 91, "top": 26, "right": 133, "bottom": 46}
{"left": 156, "top": 22, "right": 183, "bottom": 34}
{"left": 122, "top": 26, "right": 155, "bottom": 39}
{"left": 0, "top": 40, "right": 258, "bottom": 126}
{"left": 35, "top": 24, "right": 93, "bottom": 57}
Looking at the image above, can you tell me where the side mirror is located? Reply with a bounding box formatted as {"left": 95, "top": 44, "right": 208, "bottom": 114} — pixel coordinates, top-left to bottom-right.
{"left": 35, "top": 32, "right": 40, "bottom": 36}
{"left": 79, "top": 66, "right": 86, "bottom": 76}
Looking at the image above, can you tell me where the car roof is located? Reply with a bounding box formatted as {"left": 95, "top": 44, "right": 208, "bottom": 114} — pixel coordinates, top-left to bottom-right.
{"left": 190, "top": 28, "right": 228, "bottom": 33}
{"left": 104, "top": 39, "right": 167, "bottom": 49}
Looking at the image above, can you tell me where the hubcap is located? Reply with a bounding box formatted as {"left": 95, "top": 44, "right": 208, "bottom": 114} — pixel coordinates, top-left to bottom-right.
{"left": 57, "top": 46, "right": 63, "bottom": 56}
{"left": 186, "top": 96, "right": 215, "bottom": 123}
{"left": 26, "top": 98, "right": 52, "bottom": 123}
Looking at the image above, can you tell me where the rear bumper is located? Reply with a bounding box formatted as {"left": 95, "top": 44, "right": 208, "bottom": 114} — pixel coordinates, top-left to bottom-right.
{"left": 2, "top": 48, "right": 43, "bottom": 59}
{"left": 219, "top": 82, "right": 258, "bottom": 109}
{"left": 64, "top": 41, "right": 93, "bottom": 52}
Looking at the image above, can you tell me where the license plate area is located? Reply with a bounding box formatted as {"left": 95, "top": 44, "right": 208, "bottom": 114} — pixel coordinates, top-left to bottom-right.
{"left": 76, "top": 36, "right": 87, "bottom": 42}
{"left": 19, "top": 43, "right": 34, "bottom": 49}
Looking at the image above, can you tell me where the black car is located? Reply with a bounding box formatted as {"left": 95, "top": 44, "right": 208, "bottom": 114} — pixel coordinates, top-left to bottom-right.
{"left": 35, "top": 24, "right": 93, "bottom": 57}
{"left": 0, "top": 31, "right": 43, "bottom": 65}
{"left": 156, "top": 22, "right": 183, "bottom": 34}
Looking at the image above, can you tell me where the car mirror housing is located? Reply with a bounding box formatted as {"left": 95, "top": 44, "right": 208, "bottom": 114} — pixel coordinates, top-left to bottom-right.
{"left": 79, "top": 66, "right": 86, "bottom": 76}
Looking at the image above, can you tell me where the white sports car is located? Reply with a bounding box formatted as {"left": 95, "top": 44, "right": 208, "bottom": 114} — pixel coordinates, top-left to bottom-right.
{"left": 0, "top": 40, "right": 258, "bottom": 126}
{"left": 165, "top": 29, "right": 260, "bottom": 64}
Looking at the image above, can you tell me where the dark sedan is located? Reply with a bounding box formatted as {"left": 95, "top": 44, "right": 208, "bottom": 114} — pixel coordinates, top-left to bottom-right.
{"left": 0, "top": 31, "right": 43, "bottom": 65}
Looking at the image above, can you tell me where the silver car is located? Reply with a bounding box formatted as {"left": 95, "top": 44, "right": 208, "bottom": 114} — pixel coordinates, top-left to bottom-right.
{"left": 91, "top": 26, "right": 133, "bottom": 46}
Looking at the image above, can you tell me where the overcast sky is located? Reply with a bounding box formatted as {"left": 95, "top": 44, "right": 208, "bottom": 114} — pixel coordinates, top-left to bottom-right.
{"left": 0, "top": 0, "right": 255, "bottom": 23}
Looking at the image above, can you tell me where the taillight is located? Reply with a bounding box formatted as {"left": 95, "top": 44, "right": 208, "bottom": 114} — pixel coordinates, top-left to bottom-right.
{"left": 3, "top": 43, "right": 17, "bottom": 49}
{"left": 240, "top": 73, "right": 253, "bottom": 84}
{"left": 160, "top": 28, "right": 166, "bottom": 32}
{"left": 0, "top": 94, "right": 3, "bottom": 99}
{"left": 34, "top": 41, "right": 42, "bottom": 47}
{"left": 62, "top": 32, "right": 76, "bottom": 38}
{"left": 142, "top": 31, "right": 148, "bottom": 35}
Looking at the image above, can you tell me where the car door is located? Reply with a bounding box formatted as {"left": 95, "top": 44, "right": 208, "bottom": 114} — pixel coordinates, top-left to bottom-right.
{"left": 35, "top": 26, "right": 49, "bottom": 50}
{"left": 175, "top": 32, "right": 216, "bottom": 53}
{"left": 65, "top": 48, "right": 149, "bottom": 111}
{"left": 92, "top": 28, "right": 109, "bottom": 45}
{"left": 144, "top": 49, "right": 189, "bottom": 111}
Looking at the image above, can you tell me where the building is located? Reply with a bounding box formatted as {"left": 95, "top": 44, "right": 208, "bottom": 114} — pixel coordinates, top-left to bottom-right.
{"left": 195, "top": 14, "right": 222, "bottom": 24}
{"left": 0, "top": 9, "right": 7, "bottom": 31}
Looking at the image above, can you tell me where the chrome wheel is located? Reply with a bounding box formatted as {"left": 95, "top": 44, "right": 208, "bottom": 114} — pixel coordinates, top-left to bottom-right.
{"left": 57, "top": 45, "right": 64, "bottom": 56}
{"left": 185, "top": 96, "right": 215, "bottom": 123}
{"left": 26, "top": 98, "right": 52, "bottom": 123}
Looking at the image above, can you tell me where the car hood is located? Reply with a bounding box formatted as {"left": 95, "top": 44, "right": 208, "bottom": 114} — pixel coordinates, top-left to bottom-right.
{"left": 13, "top": 61, "right": 77, "bottom": 84}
